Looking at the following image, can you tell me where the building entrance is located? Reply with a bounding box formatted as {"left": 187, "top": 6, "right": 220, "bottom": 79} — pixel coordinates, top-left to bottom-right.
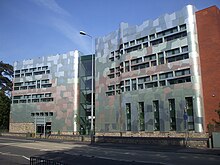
{"left": 36, "top": 122, "right": 51, "bottom": 134}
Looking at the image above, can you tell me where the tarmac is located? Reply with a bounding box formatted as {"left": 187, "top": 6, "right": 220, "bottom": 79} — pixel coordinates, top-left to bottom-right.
{"left": 1, "top": 134, "right": 220, "bottom": 156}
{"left": 92, "top": 142, "right": 220, "bottom": 156}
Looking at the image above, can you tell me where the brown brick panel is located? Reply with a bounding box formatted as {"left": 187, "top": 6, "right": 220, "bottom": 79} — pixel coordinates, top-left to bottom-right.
{"left": 196, "top": 6, "right": 220, "bottom": 131}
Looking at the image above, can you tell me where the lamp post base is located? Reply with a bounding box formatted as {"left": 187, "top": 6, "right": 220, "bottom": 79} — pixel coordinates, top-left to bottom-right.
{"left": 90, "top": 130, "right": 95, "bottom": 144}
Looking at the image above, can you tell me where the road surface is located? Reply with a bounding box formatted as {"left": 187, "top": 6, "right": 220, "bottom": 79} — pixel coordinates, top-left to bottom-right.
{"left": 0, "top": 136, "right": 219, "bottom": 165}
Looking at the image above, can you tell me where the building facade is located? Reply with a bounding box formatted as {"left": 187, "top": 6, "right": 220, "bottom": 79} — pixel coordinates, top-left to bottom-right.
{"left": 95, "top": 5, "right": 220, "bottom": 135}
{"left": 10, "top": 5, "right": 219, "bottom": 136}
{"left": 196, "top": 6, "right": 220, "bottom": 132}
{"left": 10, "top": 51, "right": 93, "bottom": 135}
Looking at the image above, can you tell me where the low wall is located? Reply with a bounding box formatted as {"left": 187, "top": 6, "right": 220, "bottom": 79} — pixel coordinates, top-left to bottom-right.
{"left": 95, "top": 131, "right": 208, "bottom": 138}
{"left": 48, "top": 135, "right": 91, "bottom": 142}
{"left": 1, "top": 132, "right": 209, "bottom": 148}
{"left": 0, "top": 132, "right": 27, "bottom": 137}
{"left": 95, "top": 136, "right": 209, "bottom": 148}
{"left": 0, "top": 132, "right": 91, "bottom": 142}
{"left": 9, "top": 123, "right": 34, "bottom": 133}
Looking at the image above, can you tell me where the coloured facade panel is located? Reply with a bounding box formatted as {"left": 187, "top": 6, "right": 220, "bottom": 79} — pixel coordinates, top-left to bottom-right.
{"left": 10, "top": 51, "right": 85, "bottom": 135}
{"left": 95, "top": 5, "right": 205, "bottom": 134}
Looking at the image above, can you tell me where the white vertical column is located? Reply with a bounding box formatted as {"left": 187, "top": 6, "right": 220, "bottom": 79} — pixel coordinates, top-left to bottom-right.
{"left": 73, "top": 50, "right": 79, "bottom": 134}
{"left": 186, "top": 5, "right": 204, "bottom": 132}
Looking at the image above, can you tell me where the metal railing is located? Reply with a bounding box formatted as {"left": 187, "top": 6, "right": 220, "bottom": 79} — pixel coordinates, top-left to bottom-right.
{"left": 30, "top": 157, "right": 66, "bottom": 165}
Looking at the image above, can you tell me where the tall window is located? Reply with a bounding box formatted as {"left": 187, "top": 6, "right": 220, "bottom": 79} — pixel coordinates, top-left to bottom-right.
{"left": 153, "top": 100, "right": 160, "bottom": 131}
{"left": 126, "top": 103, "right": 131, "bottom": 131}
{"left": 138, "top": 102, "right": 145, "bottom": 131}
{"left": 131, "top": 79, "right": 137, "bottom": 90}
{"left": 185, "top": 97, "right": 194, "bottom": 130}
{"left": 125, "top": 61, "right": 130, "bottom": 72}
{"left": 169, "top": 99, "right": 176, "bottom": 131}
{"left": 158, "top": 52, "right": 164, "bottom": 65}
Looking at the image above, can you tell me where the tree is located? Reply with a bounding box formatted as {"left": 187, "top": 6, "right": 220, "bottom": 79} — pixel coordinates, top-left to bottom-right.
{"left": 0, "top": 61, "right": 13, "bottom": 95}
{"left": 0, "top": 91, "right": 11, "bottom": 130}
{"left": 0, "top": 61, "right": 13, "bottom": 130}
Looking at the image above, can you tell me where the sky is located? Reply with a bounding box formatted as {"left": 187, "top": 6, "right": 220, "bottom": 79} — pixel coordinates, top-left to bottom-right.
{"left": 0, "top": 0, "right": 219, "bottom": 65}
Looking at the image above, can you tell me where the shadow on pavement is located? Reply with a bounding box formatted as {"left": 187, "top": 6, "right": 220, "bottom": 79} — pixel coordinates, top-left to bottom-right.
{"left": 32, "top": 150, "right": 163, "bottom": 165}
{"left": 30, "top": 141, "right": 220, "bottom": 165}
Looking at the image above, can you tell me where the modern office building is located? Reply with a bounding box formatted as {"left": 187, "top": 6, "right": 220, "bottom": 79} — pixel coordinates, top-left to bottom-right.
{"left": 10, "top": 5, "right": 219, "bottom": 137}
{"left": 10, "top": 51, "right": 94, "bottom": 135}
{"left": 95, "top": 5, "right": 220, "bottom": 135}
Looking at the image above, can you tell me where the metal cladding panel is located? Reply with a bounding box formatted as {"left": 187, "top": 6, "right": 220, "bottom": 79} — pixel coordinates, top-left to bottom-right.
{"left": 11, "top": 50, "right": 80, "bottom": 133}
{"left": 95, "top": 5, "right": 204, "bottom": 133}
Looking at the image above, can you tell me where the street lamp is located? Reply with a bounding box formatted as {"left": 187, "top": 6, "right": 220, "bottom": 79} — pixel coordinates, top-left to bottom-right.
{"left": 80, "top": 30, "right": 94, "bottom": 143}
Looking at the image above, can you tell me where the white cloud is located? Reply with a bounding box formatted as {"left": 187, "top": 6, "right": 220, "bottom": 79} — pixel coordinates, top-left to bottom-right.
{"left": 31, "top": 0, "right": 92, "bottom": 54}
{"left": 51, "top": 18, "right": 91, "bottom": 53}
{"left": 32, "top": 0, "right": 70, "bottom": 16}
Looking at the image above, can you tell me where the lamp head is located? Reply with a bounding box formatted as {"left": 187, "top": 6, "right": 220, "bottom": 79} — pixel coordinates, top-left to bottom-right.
{"left": 80, "top": 31, "right": 87, "bottom": 35}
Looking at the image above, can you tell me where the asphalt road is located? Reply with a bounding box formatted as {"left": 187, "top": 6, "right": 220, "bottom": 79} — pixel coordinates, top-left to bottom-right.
{"left": 0, "top": 136, "right": 220, "bottom": 165}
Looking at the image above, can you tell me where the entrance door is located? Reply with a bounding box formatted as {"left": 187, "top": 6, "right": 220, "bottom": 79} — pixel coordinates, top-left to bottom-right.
{"left": 36, "top": 122, "right": 51, "bottom": 134}
{"left": 37, "top": 124, "right": 44, "bottom": 134}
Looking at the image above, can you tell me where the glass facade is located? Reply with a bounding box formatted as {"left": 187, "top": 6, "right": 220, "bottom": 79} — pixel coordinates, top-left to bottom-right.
{"left": 79, "top": 55, "right": 95, "bottom": 135}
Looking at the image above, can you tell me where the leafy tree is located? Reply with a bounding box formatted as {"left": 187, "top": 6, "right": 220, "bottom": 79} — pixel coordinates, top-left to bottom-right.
{"left": 0, "top": 61, "right": 13, "bottom": 95}
{"left": 0, "top": 61, "right": 13, "bottom": 130}
{"left": 0, "top": 91, "right": 11, "bottom": 130}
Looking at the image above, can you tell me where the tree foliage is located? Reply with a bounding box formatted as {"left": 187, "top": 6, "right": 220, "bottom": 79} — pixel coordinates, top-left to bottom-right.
{"left": 0, "top": 61, "right": 13, "bottom": 93}
{"left": 0, "top": 91, "right": 11, "bottom": 130}
{"left": 0, "top": 61, "right": 13, "bottom": 130}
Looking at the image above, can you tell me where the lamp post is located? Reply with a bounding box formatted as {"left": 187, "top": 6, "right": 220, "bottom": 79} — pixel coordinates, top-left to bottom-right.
{"left": 80, "top": 30, "right": 94, "bottom": 143}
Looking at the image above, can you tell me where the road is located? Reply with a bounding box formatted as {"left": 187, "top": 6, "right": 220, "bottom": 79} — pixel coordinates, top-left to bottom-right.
{"left": 0, "top": 136, "right": 220, "bottom": 165}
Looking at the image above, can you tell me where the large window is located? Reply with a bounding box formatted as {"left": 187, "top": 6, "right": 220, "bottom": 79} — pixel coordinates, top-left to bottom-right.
{"left": 125, "top": 61, "right": 130, "bottom": 72}
{"left": 138, "top": 102, "right": 145, "bottom": 131}
{"left": 153, "top": 100, "right": 160, "bottom": 131}
{"left": 14, "top": 79, "right": 52, "bottom": 91}
{"left": 126, "top": 103, "right": 131, "bottom": 131}
{"left": 166, "top": 53, "right": 189, "bottom": 63}
{"left": 164, "top": 31, "right": 187, "bottom": 42}
{"left": 169, "top": 99, "right": 176, "bottom": 131}
{"left": 185, "top": 97, "right": 194, "bottom": 130}
{"left": 14, "top": 66, "right": 50, "bottom": 78}
{"left": 175, "top": 68, "right": 190, "bottom": 77}
{"left": 158, "top": 52, "right": 164, "bottom": 65}
{"left": 159, "top": 72, "right": 173, "bottom": 80}
{"left": 150, "top": 38, "right": 163, "bottom": 46}
{"left": 131, "top": 79, "right": 137, "bottom": 90}
{"left": 13, "top": 93, "right": 53, "bottom": 104}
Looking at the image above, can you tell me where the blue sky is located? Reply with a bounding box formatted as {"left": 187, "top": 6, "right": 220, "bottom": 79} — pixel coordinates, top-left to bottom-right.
{"left": 0, "top": 0, "right": 219, "bottom": 65}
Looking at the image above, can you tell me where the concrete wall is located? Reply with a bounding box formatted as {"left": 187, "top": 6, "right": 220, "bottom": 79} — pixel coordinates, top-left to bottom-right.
{"left": 95, "top": 136, "right": 208, "bottom": 148}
